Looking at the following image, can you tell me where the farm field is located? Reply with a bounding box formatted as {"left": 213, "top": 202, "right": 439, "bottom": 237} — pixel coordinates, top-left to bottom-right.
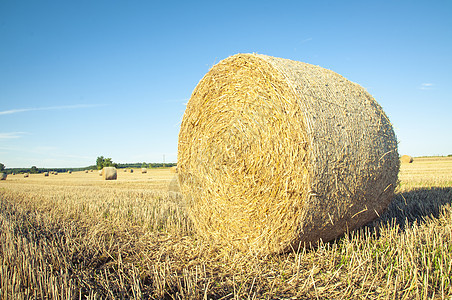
{"left": 1, "top": 158, "right": 452, "bottom": 299}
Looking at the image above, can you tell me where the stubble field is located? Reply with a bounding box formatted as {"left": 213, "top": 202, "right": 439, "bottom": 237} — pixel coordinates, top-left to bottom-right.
{"left": 1, "top": 158, "right": 451, "bottom": 299}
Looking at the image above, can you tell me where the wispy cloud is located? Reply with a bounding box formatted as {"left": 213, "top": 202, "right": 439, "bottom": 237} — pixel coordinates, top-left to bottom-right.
{"left": 419, "top": 83, "right": 434, "bottom": 90}
{"left": 0, "top": 132, "right": 29, "bottom": 139}
{"left": 300, "top": 37, "right": 313, "bottom": 43}
{"left": 0, "top": 104, "right": 106, "bottom": 116}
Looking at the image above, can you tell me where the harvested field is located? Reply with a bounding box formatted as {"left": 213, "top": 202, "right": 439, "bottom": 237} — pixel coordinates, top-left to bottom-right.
{"left": 1, "top": 160, "right": 451, "bottom": 299}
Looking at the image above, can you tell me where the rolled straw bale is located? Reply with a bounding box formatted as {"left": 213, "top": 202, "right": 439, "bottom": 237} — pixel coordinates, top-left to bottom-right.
{"left": 170, "top": 166, "right": 178, "bottom": 173}
{"left": 178, "top": 53, "right": 399, "bottom": 253}
{"left": 130, "top": 169, "right": 134, "bottom": 173}
{"left": 24, "top": 173, "right": 29, "bottom": 178}
{"left": 141, "top": 168, "right": 147, "bottom": 174}
{"left": 68, "top": 170, "right": 72, "bottom": 174}
{"left": 85, "top": 170, "right": 89, "bottom": 173}
{"left": 400, "top": 155, "right": 413, "bottom": 163}
{"left": 0, "top": 173, "right": 7, "bottom": 180}
{"left": 102, "top": 167, "right": 117, "bottom": 180}
{"left": 44, "top": 172, "right": 49, "bottom": 176}
{"left": 98, "top": 170, "right": 103, "bottom": 176}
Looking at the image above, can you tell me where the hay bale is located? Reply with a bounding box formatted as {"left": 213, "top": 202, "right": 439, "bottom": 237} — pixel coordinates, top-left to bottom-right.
{"left": 98, "top": 170, "right": 103, "bottom": 176}
{"left": 0, "top": 173, "right": 7, "bottom": 180}
{"left": 24, "top": 173, "right": 29, "bottom": 178}
{"left": 170, "top": 166, "right": 178, "bottom": 173}
{"left": 68, "top": 170, "right": 72, "bottom": 174}
{"left": 178, "top": 53, "right": 399, "bottom": 253}
{"left": 102, "top": 167, "right": 117, "bottom": 180}
{"left": 141, "top": 168, "right": 147, "bottom": 174}
{"left": 85, "top": 170, "right": 89, "bottom": 173}
{"left": 130, "top": 169, "right": 134, "bottom": 173}
{"left": 44, "top": 172, "right": 49, "bottom": 176}
{"left": 400, "top": 155, "right": 414, "bottom": 163}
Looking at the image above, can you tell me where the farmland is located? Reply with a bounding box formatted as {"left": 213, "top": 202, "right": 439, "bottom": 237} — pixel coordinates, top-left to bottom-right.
{"left": 1, "top": 158, "right": 451, "bottom": 299}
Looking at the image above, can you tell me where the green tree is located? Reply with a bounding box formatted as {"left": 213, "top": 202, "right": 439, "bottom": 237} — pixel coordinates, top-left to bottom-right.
{"left": 141, "top": 162, "right": 147, "bottom": 168}
{"left": 96, "top": 156, "right": 117, "bottom": 169}
{"left": 96, "top": 156, "right": 105, "bottom": 170}
{"left": 30, "top": 166, "right": 38, "bottom": 174}
{"left": 0, "top": 163, "right": 4, "bottom": 172}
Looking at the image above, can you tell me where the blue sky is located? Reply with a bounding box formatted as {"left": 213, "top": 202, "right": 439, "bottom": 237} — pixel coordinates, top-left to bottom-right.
{"left": 1, "top": 0, "right": 451, "bottom": 168}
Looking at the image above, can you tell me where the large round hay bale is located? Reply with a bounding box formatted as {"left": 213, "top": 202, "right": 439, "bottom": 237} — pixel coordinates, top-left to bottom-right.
{"left": 130, "top": 169, "right": 134, "bottom": 173}
{"left": 400, "top": 155, "right": 414, "bottom": 163}
{"left": 85, "top": 170, "right": 89, "bottom": 173}
{"left": 0, "top": 173, "right": 7, "bottom": 180}
{"left": 102, "top": 167, "right": 117, "bottom": 180}
{"left": 170, "top": 166, "right": 178, "bottom": 173}
{"left": 141, "top": 168, "right": 147, "bottom": 174}
{"left": 23, "top": 173, "right": 29, "bottom": 178}
{"left": 178, "top": 53, "right": 399, "bottom": 253}
{"left": 44, "top": 172, "right": 49, "bottom": 176}
{"left": 98, "top": 170, "right": 103, "bottom": 176}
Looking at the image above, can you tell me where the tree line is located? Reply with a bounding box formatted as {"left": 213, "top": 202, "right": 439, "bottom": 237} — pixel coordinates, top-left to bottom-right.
{"left": 0, "top": 157, "right": 176, "bottom": 174}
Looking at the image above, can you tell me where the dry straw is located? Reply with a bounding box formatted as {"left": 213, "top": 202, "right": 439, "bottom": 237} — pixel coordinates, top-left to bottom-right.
{"left": 102, "top": 167, "right": 117, "bottom": 180}
{"left": 400, "top": 155, "right": 414, "bottom": 163}
{"left": 178, "top": 53, "right": 399, "bottom": 254}
{"left": 141, "top": 168, "right": 147, "bottom": 174}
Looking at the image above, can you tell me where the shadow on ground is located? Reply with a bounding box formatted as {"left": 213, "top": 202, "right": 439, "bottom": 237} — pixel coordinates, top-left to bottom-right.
{"left": 368, "top": 186, "right": 452, "bottom": 232}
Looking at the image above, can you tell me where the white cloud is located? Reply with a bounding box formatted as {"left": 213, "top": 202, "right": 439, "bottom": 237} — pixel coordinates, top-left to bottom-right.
{"left": 0, "top": 132, "right": 29, "bottom": 139}
{"left": 301, "top": 37, "right": 313, "bottom": 43}
{"left": 419, "top": 83, "right": 434, "bottom": 90}
{"left": 0, "top": 104, "right": 106, "bottom": 115}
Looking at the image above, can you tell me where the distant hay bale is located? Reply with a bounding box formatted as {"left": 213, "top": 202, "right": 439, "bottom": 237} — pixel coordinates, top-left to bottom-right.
{"left": 124, "top": 169, "right": 127, "bottom": 172}
{"left": 12, "top": 172, "right": 15, "bottom": 175}
{"left": 130, "top": 169, "right": 134, "bottom": 173}
{"left": 400, "top": 155, "right": 414, "bottom": 163}
{"left": 24, "top": 173, "right": 29, "bottom": 178}
{"left": 141, "top": 168, "right": 147, "bottom": 174}
{"left": 170, "top": 166, "right": 178, "bottom": 173}
{"left": 85, "top": 170, "right": 89, "bottom": 173}
{"left": 98, "top": 170, "right": 103, "bottom": 176}
{"left": 68, "top": 170, "right": 72, "bottom": 174}
{"left": 102, "top": 167, "right": 117, "bottom": 180}
{"left": 44, "top": 172, "right": 49, "bottom": 176}
{"left": 0, "top": 173, "right": 7, "bottom": 180}
{"left": 54, "top": 172, "right": 58, "bottom": 175}
{"left": 178, "top": 53, "right": 399, "bottom": 253}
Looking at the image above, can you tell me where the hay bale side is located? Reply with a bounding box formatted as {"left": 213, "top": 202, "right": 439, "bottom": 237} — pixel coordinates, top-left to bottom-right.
{"left": 400, "top": 155, "right": 414, "bottom": 163}
{"left": 102, "top": 167, "right": 117, "bottom": 180}
{"left": 0, "top": 173, "right": 7, "bottom": 180}
{"left": 24, "top": 173, "right": 29, "bottom": 178}
{"left": 141, "top": 168, "right": 147, "bottom": 174}
{"left": 130, "top": 169, "right": 134, "bottom": 173}
{"left": 170, "top": 166, "right": 178, "bottom": 173}
{"left": 178, "top": 53, "right": 399, "bottom": 253}
{"left": 98, "top": 170, "right": 103, "bottom": 176}
{"left": 44, "top": 172, "right": 49, "bottom": 176}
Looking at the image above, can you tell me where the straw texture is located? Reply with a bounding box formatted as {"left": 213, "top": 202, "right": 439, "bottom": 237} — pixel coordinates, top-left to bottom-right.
{"left": 178, "top": 53, "right": 399, "bottom": 253}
